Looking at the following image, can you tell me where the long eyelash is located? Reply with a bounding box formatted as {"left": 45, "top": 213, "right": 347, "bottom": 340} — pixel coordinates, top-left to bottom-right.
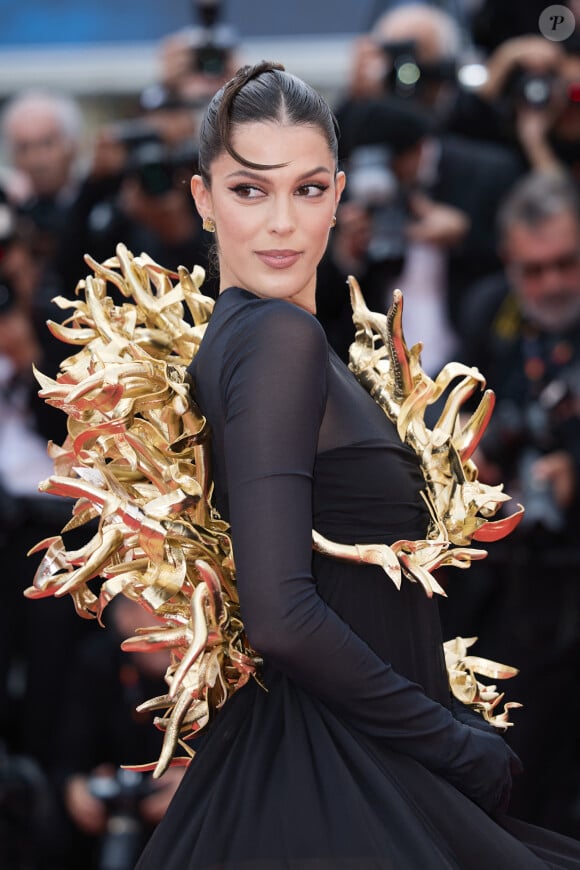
{"left": 229, "top": 183, "right": 261, "bottom": 194}
{"left": 228, "top": 182, "right": 329, "bottom": 195}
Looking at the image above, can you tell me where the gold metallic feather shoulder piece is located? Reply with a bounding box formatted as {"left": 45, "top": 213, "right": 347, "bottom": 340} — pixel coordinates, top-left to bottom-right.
{"left": 26, "top": 244, "right": 261, "bottom": 777}
{"left": 312, "top": 277, "right": 524, "bottom": 727}
{"left": 443, "top": 636, "right": 521, "bottom": 728}
{"left": 27, "top": 258, "right": 520, "bottom": 768}
{"left": 313, "top": 276, "right": 524, "bottom": 599}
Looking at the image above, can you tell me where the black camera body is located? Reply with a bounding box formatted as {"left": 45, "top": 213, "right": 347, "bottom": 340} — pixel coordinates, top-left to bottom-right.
{"left": 192, "top": 42, "right": 229, "bottom": 76}
{"left": 108, "top": 118, "right": 163, "bottom": 151}
{"left": 189, "top": 0, "right": 233, "bottom": 77}
{"left": 88, "top": 768, "right": 154, "bottom": 870}
{"left": 0, "top": 278, "right": 15, "bottom": 316}
{"left": 346, "top": 143, "right": 410, "bottom": 263}
{"left": 125, "top": 140, "right": 199, "bottom": 198}
{"left": 381, "top": 39, "right": 456, "bottom": 99}
{"left": 0, "top": 197, "right": 16, "bottom": 315}
{"left": 482, "top": 376, "right": 578, "bottom": 535}
{"left": 105, "top": 123, "right": 198, "bottom": 197}
{"left": 517, "top": 445, "right": 564, "bottom": 533}
{"left": 504, "top": 64, "right": 557, "bottom": 109}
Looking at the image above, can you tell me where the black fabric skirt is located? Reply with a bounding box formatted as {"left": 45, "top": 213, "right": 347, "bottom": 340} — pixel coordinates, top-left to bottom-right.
{"left": 136, "top": 673, "right": 580, "bottom": 869}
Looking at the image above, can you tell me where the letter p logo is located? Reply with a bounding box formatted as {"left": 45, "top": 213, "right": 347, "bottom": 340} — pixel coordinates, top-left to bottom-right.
{"left": 539, "top": 5, "right": 575, "bottom": 41}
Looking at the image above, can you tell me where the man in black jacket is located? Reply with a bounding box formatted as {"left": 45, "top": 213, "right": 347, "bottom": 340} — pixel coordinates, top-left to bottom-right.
{"left": 318, "top": 97, "right": 522, "bottom": 372}
{"left": 443, "top": 170, "right": 580, "bottom": 836}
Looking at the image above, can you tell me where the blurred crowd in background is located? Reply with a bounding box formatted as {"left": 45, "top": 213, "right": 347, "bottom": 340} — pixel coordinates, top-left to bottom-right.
{"left": 1, "top": 1, "right": 580, "bottom": 867}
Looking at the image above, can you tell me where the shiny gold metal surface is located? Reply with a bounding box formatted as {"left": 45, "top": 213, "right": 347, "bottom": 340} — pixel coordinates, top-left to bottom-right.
{"left": 312, "top": 277, "right": 524, "bottom": 597}
{"left": 444, "top": 636, "right": 522, "bottom": 728}
{"left": 27, "top": 245, "right": 261, "bottom": 777}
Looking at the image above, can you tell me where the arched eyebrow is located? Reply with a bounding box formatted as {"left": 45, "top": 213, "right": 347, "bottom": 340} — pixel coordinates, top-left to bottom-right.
{"left": 225, "top": 165, "right": 332, "bottom": 182}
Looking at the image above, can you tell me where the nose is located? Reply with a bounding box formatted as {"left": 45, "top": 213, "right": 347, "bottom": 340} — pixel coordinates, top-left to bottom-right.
{"left": 539, "top": 264, "right": 571, "bottom": 295}
{"left": 267, "top": 195, "right": 296, "bottom": 235}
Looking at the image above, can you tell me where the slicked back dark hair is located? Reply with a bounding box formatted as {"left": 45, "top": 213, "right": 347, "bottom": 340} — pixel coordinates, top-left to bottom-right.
{"left": 198, "top": 61, "right": 339, "bottom": 184}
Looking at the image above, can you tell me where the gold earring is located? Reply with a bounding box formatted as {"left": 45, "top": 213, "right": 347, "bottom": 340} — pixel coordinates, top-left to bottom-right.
{"left": 330, "top": 215, "right": 337, "bottom": 228}
{"left": 203, "top": 217, "right": 216, "bottom": 233}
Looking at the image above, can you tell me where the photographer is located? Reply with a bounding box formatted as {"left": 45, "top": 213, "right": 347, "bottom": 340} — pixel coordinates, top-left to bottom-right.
{"left": 460, "top": 171, "right": 580, "bottom": 529}
{"left": 337, "top": 2, "right": 463, "bottom": 132}
{"left": 317, "top": 95, "right": 521, "bottom": 372}
{"left": 56, "top": 597, "right": 185, "bottom": 870}
{"left": 319, "top": 3, "right": 522, "bottom": 367}
{"left": 0, "top": 89, "right": 85, "bottom": 270}
{"left": 448, "top": 34, "right": 580, "bottom": 181}
{"left": 53, "top": 4, "right": 240, "bottom": 302}
{"left": 0, "top": 192, "right": 98, "bottom": 779}
{"left": 53, "top": 91, "right": 217, "bottom": 301}
{"left": 443, "top": 171, "right": 580, "bottom": 835}
{"left": 158, "top": 0, "right": 239, "bottom": 107}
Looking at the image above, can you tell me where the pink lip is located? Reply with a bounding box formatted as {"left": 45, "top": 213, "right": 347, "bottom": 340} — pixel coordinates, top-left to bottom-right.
{"left": 255, "top": 249, "right": 302, "bottom": 269}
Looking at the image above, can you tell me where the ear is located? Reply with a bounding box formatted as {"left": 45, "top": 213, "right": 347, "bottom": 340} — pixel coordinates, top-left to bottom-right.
{"left": 190, "top": 174, "right": 213, "bottom": 222}
{"left": 334, "top": 170, "right": 346, "bottom": 211}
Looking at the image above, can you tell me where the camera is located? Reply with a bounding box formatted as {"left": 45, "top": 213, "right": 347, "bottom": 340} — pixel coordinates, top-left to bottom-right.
{"left": 504, "top": 64, "right": 557, "bottom": 109}
{"left": 88, "top": 768, "right": 154, "bottom": 870}
{"left": 381, "top": 40, "right": 456, "bottom": 100}
{"left": 0, "top": 276, "right": 15, "bottom": 316}
{"left": 344, "top": 98, "right": 435, "bottom": 264}
{"left": 517, "top": 446, "right": 564, "bottom": 533}
{"left": 188, "top": 0, "right": 235, "bottom": 77}
{"left": 347, "top": 144, "right": 409, "bottom": 262}
{"left": 481, "top": 375, "right": 579, "bottom": 536}
{"left": 193, "top": 42, "right": 229, "bottom": 77}
{"left": 108, "top": 118, "right": 163, "bottom": 151}
{"left": 0, "top": 196, "right": 16, "bottom": 315}
{"left": 126, "top": 140, "right": 199, "bottom": 197}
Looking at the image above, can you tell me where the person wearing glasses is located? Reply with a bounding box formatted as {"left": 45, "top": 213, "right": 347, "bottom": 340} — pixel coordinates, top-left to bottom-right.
{"left": 446, "top": 169, "right": 580, "bottom": 836}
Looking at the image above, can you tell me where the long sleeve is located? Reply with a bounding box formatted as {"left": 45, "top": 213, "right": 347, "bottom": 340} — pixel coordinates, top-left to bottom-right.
{"left": 217, "top": 296, "right": 515, "bottom": 814}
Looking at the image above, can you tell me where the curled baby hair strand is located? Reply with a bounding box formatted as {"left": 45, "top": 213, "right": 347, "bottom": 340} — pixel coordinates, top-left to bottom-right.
{"left": 217, "top": 61, "right": 286, "bottom": 168}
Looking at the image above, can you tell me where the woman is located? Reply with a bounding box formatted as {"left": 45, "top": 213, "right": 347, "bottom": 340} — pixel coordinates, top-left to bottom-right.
{"left": 136, "top": 62, "right": 580, "bottom": 869}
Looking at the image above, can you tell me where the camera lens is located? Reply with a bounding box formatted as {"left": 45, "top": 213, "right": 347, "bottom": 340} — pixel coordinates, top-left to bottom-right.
{"left": 0, "top": 280, "right": 14, "bottom": 314}
{"left": 522, "top": 76, "right": 552, "bottom": 107}
{"left": 396, "top": 60, "right": 421, "bottom": 90}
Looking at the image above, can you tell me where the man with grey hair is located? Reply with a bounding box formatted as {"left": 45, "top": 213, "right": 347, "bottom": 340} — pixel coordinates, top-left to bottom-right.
{"left": 1, "top": 89, "right": 84, "bottom": 262}
{"left": 443, "top": 170, "right": 580, "bottom": 836}
{"left": 461, "top": 170, "right": 580, "bottom": 403}
{"left": 340, "top": 1, "right": 463, "bottom": 118}
{"left": 496, "top": 172, "right": 580, "bottom": 332}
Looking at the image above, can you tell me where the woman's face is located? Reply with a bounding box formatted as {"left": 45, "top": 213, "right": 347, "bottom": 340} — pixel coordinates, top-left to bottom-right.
{"left": 191, "top": 121, "right": 345, "bottom": 313}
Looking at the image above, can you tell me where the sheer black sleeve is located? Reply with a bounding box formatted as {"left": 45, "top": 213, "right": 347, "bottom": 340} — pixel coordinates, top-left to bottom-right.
{"left": 220, "top": 297, "right": 514, "bottom": 814}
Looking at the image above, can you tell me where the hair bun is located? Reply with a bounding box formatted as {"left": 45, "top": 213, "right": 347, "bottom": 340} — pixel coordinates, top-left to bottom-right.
{"left": 223, "top": 61, "right": 286, "bottom": 107}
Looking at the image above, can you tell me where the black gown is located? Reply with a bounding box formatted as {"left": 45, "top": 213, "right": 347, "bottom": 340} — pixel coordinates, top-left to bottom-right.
{"left": 136, "top": 287, "right": 580, "bottom": 869}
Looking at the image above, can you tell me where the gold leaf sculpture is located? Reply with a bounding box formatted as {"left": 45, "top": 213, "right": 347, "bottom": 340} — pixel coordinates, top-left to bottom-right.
{"left": 26, "top": 244, "right": 261, "bottom": 777}
{"left": 313, "top": 277, "right": 524, "bottom": 598}
{"left": 312, "top": 276, "right": 524, "bottom": 725}
{"left": 444, "top": 637, "right": 522, "bottom": 728}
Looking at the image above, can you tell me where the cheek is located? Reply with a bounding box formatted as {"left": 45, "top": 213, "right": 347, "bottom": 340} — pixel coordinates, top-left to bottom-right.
{"left": 312, "top": 220, "right": 333, "bottom": 255}
{"left": 305, "top": 209, "right": 333, "bottom": 242}
{"left": 217, "top": 213, "right": 253, "bottom": 251}
{"left": 521, "top": 281, "right": 543, "bottom": 303}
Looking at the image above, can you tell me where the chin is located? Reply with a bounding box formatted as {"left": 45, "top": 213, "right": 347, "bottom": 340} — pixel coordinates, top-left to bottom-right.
{"left": 525, "top": 299, "right": 580, "bottom": 332}
{"left": 258, "top": 273, "right": 311, "bottom": 301}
